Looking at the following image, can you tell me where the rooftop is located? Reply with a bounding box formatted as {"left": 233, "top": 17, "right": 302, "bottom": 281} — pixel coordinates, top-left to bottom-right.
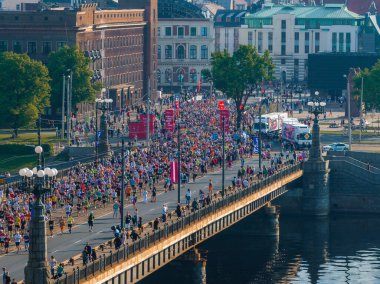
{"left": 247, "top": 4, "right": 363, "bottom": 20}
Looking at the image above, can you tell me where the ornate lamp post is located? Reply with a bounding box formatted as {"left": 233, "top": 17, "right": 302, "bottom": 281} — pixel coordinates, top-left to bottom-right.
{"left": 307, "top": 91, "right": 326, "bottom": 160}
{"left": 20, "top": 146, "right": 57, "bottom": 284}
{"left": 303, "top": 91, "right": 330, "bottom": 216}
{"left": 95, "top": 97, "right": 113, "bottom": 158}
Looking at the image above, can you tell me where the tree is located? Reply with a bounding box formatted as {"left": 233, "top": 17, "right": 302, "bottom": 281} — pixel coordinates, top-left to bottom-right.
{"left": 354, "top": 60, "right": 380, "bottom": 110}
{"left": 0, "top": 52, "right": 50, "bottom": 136}
{"left": 48, "top": 45, "right": 100, "bottom": 115}
{"left": 209, "top": 45, "right": 274, "bottom": 130}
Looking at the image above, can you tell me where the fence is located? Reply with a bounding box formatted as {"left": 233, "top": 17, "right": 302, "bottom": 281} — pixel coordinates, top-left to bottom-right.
{"left": 54, "top": 162, "right": 302, "bottom": 284}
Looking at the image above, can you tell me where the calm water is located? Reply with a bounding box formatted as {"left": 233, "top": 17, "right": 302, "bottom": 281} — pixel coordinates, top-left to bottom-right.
{"left": 141, "top": 214, "right": 380, "bottom": 284}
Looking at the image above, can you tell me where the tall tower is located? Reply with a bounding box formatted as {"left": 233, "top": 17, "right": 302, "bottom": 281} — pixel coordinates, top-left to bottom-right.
{"left": 119, "top": 0, "right": 158, "bottom": 101}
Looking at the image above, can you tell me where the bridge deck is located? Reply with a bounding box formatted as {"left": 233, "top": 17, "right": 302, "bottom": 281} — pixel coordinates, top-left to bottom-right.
{"left": 55, "top": 163, "right": 303, "bottom": 284}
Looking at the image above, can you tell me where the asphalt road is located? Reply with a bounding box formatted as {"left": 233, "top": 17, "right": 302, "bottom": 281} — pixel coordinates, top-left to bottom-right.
{"left": 3, "top": 156, "right": 270, "bottom": 282}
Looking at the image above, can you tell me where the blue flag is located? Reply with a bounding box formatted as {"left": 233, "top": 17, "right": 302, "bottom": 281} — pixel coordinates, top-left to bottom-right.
{"left": 253, "top": 137, "right": 259, "bottom": 154}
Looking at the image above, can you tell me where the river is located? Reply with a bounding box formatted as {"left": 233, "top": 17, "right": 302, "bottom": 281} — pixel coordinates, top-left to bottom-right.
{"left": 141, "top": 213, "right": 380, "bottom": 284}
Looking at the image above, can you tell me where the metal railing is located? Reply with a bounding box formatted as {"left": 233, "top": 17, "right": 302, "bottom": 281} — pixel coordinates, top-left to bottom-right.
{"left": 54, "top": 162, "right": 303, "bottom": 284}
{"left": 328, "top": 156, "right": 380, "bottom": 174}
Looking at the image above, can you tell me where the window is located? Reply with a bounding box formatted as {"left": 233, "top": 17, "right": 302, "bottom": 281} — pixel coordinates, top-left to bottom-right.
{"left": 157, "top": 45, "right": 161, "bottom": 59}
{"left": 42, "top": 41, "right": 51, "bottom": 54}
{"left": 201, "top": 45, "right": 208, "bottom": 59}
{"left": 190, "top": 69, "right": 197, "bottom": 83}
{"left": 268, "top": 32, "right": 273, "bottom": 52}
{"left": 165, "top": 27, "right": 172, "bottom": 36}
{"left": 27, "top": 42, "right": 37, "bottom": 54}
{"left": 201, "top": 27, "right": 208, "bottom": 37}
{"left": 0, "top": 41, "right": 8, "bottom": 52}
{"left": 294, "top": 32, "right": 299, "bottom": 53}
{"left": 190, "top": 45, "right": 197, "bottom": 59}
{"left": 177, "top": 68, "right": 185, "bottom": 83}
{"left": 281, "top": 58, "right": 286, "bottom": 65}
{"left": 16, "top": 4, "right": 20, "bottom": 10}
{"left": 190, "top": 27, "right": 197, "bottom": 36}
{"left": 305, "top": 32, "right": 309, "bottom": 54}
{"left": 165, "top": 45, "right": 172, "bottom": 59}
{"left": 57, "top": 41, "right": 66, "bottom": 50}
{"left": 332, "top": 32, "right": 337, "bottom": 52}
{"left": 339, "top": 32, "right": 344, "bottom": 52}
{"left": 281, "top": 45, "right": 286, "bottom": 55}
{"left": 165, "top": 68, "right": 172, "bottom": 83}
{"left": 258, "top": 32, "right": 263, "bottom": 53}
{"left": 13, "top": 41, "right": 22, "bottom": 53}
{"left": 156, "top": 69, "right": 161, "bottom": 84}
{"left": 281, "top": 20, "right": 286, "bottom": 29}
{"left": 294, "top": 59, "right": 299, "bottom": 81}
{"left": 346, "top": 33, "right": 351, "bottom": 52}
{"left": 248, "top": 31, "right": 253, "bottom": 46}
{"left": 157, "top": 27, "right": 161, "bottom": 36}
{"left": 315, "top": 32, "right": 320, "bottom": 53}
{"left": 177, "top": 45, "right": 185, "bottom": 59}
{"left": 178, "top": 27, "right": 184, "bottom": 38}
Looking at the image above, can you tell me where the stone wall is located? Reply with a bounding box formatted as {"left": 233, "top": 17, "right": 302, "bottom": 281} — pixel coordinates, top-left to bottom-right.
{"left": 327, "top": 151, "right": 380, "bottom": 169}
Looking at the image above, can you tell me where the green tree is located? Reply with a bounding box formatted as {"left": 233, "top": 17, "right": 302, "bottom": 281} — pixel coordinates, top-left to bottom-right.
{"left": 209, "top": 45, "right": 274, "bottom": 130}
{"left": 48, "top": 45, "right": 100, "bottom": 115}
{"left": 354, "top": 60, "right": 380, "bottom": 110}
{"left": 0, "top": 52, "right": 50, "bottom": 136}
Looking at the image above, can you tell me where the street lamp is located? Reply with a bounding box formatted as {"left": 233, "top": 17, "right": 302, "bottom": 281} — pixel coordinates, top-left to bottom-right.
{"left": 95, "top": 97, "right": 113, "bottom": 158}
{"left": 343, "top": 74, "right": 352, "bottom": 150}
{"left": 307, "top": 91, "right": 326, "bottom": 160}
{"left": 177, "top": 118, "right": 181, "bottom": 204}
{"left": 20, "top": 146, "right": 57, "bottom": 284}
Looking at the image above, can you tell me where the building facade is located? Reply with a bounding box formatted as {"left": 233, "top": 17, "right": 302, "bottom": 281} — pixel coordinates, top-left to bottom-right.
{"left": 157, "top": 0, "right": 215, "bottom": 93}
{"left": 0, "top": 0, "right": 39, "bottom": 11}
{"left": 0, "top": 3, "right": 155, "bottom": 113}
{"left": 240, "top": 3, "right": 363, "bottom": 82}
{"left": 215, "top": 10, "right": 246, "bottom": 54}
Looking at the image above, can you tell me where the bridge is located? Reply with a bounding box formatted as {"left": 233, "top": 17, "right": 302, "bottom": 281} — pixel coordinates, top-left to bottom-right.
{"left": 53, "top": 163, "right": 303, "bottom": 284}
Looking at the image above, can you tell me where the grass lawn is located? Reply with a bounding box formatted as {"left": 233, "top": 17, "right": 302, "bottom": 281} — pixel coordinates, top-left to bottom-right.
{"left": 0, "top": 132, "right": 64, "bottom": 145}
{"left": 0, "top": 154, "right": 37, "bottom": 174}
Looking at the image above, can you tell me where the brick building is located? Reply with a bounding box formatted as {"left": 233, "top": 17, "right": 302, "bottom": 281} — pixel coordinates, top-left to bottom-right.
{"left": 0, "top": 3, "right": 156, "bottom": 115}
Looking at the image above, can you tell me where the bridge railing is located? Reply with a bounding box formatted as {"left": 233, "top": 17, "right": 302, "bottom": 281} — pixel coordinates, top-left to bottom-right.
{"left": 54, "top": 162, "right": 302, "bottom": 284}
{"left": 328, "top": 155, "right": 380, "bottom": 174}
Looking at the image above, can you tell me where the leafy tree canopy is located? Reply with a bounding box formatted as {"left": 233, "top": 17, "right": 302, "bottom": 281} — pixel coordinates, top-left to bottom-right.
{"left": 209, "top": 45, "right": 274, "bottom": 129}
{"left": 0, "top": 52, "right": 50, "bottom": 133}
{"left": 48, "top": 45, "right": 100, "bottom": 114}
{"left": 354, "top": 60, "right": 380, "bottom": 110}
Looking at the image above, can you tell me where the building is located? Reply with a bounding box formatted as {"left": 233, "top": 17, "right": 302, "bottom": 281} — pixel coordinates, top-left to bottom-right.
{"left": 308, "top": 52, "right": 380, "bottom": 98}
{"left": 157, "top": 0, "right": 215, "bottom": 93}
{"left": 240, "top": 3, "right": 363, "bottom": 83}
{"left": 314, "top": 0, "right": 380, "bottom": 15}
{"left": 0, "top": 0, "right": 39, "bottom": 11}
{"left": 0, "top": 3, "right": 156, "bottom": 113}
{"left": 215, "top": 9, "right": 246, "bottom": 53}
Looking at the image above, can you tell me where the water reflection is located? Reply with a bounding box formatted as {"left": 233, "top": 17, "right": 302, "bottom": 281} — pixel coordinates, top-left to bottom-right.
{"left": 141, "top": 214, "right": 380, "bottom": 284}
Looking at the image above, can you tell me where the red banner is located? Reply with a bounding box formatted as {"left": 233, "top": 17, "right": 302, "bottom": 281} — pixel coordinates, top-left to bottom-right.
{"left": 170, "top": 161, "right": 178, "bottom": 184}
{"left": 220, "top": 109, "right": 229, "bottom": 132}
{"left": 218, "top": 101, "right": 225, "bottom": 110}
{"left": 128, "top": 123, "right": 146, "bottom": 139}
{"left": 165, "top": 109, "right": 175, "bottom": 133}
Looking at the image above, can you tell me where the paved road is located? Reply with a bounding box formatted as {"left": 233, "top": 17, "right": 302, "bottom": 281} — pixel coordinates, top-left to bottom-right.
{"left": 3, "top": 155, "right": 270, "bottom": 282}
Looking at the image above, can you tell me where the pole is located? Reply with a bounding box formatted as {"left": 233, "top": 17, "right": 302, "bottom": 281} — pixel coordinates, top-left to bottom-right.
{"left": 95, "top": 106, "right": 98, "bottom": 164}
{"left": 120, "top": 138, "right": 125, "bottom": 229}
{"left": 360, "top": 76, "right": 363, "bottom": 142}
{"left": 258, "top": 104, "right": 262, "bottom": 170}
{"left": 69, "top": 71, "right": 73, "bottom": 144}
{"left": 347, "top": 77, "right": 352, "bottom": 150}
{"left": 61, "top": 74, "right": 65, "bottom": 139}
{"left": 147, "top": 77, "right": 150, "bottom": 148}
{"left": 177, "top": 119, "right": 181, "bottom": 204}
{"left": 66, "top": 73, "right": 70, "bottom": 145}
{"left": 222, "top": 116, "right": 225, "bottom": 197}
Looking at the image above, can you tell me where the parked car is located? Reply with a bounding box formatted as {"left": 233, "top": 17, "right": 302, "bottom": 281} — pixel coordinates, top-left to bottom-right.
{"left": 323, "top": 143, "right": 349, "bottom": 152}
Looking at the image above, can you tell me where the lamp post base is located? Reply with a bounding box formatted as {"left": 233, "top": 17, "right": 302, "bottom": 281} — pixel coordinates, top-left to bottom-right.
{"left": 24, "top": 265, "right": 52, "bottom": 284}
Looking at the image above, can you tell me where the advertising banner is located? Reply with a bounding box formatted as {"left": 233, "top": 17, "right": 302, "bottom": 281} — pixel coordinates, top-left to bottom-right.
{"left": 170, "top": 161, "right": 178, "bottom": 184}
{"left": 253, "top": 136, "right": 260, "bottom": 154}
{"left": 165, "top": 109, "right": 175, "bottom": 133}
{"left": 219, "top": 109, "right": 229, "bottom": 132}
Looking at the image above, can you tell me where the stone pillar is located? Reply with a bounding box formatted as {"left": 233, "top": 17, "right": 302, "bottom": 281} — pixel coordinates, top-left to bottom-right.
{"left": 242, "top": 204, "right": 280, "bottom": 238}
{"left": 98, "top": 111, "right": 111, "bottom": 157}
{"left": 303, "top": 115, "right": 330, "bottom": 216}
{"left": 24, "top": 199, "right": 51, "bottom": 284}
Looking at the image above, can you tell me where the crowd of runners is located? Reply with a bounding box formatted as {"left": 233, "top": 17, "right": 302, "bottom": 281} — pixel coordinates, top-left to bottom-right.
{"left": 0, "top": 93, "right": 309, "bottom": 281}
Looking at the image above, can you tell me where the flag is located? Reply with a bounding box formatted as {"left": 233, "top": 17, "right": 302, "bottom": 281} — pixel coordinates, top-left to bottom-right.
{"left": 170, "top": 161, "right": 178, "bottom": 183}
{"left": 253, "top": 137, "right": 259, "bottom": 154}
